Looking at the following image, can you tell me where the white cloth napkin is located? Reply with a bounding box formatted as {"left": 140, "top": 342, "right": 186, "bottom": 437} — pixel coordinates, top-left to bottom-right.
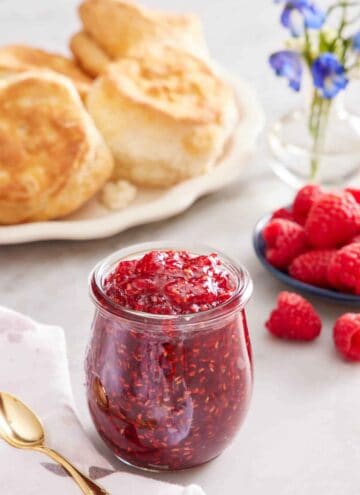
{"left": 0, "top": 306, "right": 205, "bottom": 495}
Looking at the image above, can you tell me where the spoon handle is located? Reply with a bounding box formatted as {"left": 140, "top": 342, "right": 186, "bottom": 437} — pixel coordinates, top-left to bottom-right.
{"left": 35, "top": 446, "right": 110, "bottom": 495}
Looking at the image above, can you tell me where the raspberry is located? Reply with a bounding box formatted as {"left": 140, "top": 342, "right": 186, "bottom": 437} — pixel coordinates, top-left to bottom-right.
{"left": 266, "top": 291, "right": 322, "bottom": 341}
{"left": 305, "top": 192, "right": 360, "bottom": 248}
{"left": 333, "top": 313, "right": 360, "bottom": 361}
{"left": 271, "top": 207, "right": 295, "bottom": 222}
{"left": 289, "top": 250, "right": 335, "bottom": 288}
{"left": 328, "top": 243, "right": 360, "bottom": 295}
{"left": 262, "top": 219, "right": 307, "bottom": 269}
{"left": 345, "top": 187, "right": 360, "bottom": 204}
{"left": 292, "top": 184, "right": 323, "bottom": 225}
{"left": 349, "top": 235, "right": 360, "bottom": 244}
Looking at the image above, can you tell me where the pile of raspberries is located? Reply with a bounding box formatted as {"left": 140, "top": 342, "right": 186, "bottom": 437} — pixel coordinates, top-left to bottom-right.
{"left": 263, "top": 185, "right": 360, "bottom": 361}
{"left": 263, "top": 185, "right": 360, "bottom": 293}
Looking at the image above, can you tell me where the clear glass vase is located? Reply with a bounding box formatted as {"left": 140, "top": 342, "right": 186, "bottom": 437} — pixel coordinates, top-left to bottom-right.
{"left": 268, "top": 89, "right": 360, "bottom": 188}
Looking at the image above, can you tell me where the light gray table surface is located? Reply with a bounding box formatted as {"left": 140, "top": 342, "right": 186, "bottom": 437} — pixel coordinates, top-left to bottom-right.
{"left": 1, "top": 1, "right": 360, "bottom": 494}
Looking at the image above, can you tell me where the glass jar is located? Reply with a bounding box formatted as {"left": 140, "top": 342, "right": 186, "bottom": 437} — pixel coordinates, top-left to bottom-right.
{"left": 86, "top": 242, "right": 253, "bottom": 471}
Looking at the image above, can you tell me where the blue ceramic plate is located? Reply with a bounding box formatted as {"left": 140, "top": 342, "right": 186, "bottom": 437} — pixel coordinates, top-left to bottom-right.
{"left": 253, "top": 211, "right": 360, "bottom": 306}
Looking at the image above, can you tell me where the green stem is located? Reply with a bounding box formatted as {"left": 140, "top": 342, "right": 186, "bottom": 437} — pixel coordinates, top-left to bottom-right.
{"left": 308, "top": 92, "right": 332, "bottom": 181}
{"left": 303, "top": 25, "right": 313, "bottom": 65}
{"left": 340, "top": 4, "right": 348, "bottom": 62}
{"left": 328, "top": 2, "right": 351, "bottom": 60}
{"left": 326, "top": 1, "right": 359, "bottom": 17}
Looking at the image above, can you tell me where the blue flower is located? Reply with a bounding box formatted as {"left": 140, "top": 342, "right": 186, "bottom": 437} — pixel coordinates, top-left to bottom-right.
{"left": 269, "top": 50, "right": 303, "bottom": 91}
{"left": 352, "top": 31, "right": 360, "bottom": 53}
{"left": 311, "top": 53, "right": 348, "bottom": 99}
{"left": 276, "top": 0, "right": 325, "bottom": 37}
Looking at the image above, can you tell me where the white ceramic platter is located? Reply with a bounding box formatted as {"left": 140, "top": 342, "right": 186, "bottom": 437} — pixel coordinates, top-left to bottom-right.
{"left": 0, "top": 74, "right": 264, "bottom": 244}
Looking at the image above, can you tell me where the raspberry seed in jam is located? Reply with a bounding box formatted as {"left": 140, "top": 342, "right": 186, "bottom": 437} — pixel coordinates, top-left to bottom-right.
{"left": 86, "top": 245, "right": 253, "bottom": 471}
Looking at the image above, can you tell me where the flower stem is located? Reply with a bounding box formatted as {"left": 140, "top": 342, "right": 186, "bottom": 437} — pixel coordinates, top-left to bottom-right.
{"left": 303, "top": 26, "right": 313, "bottom": 65}
{"left": 308, "top": 92, "right": 332, "bottom": 181}
{"left": 326, "top": 1, "right": 360, "bottom": 17}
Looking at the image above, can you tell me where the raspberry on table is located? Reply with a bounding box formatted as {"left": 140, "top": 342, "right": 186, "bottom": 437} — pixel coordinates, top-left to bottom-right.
{"left": 333, "top": 313, "right": 360, "bottom": 361}
{"left": 292, "top": 184, "right": 323, "bottom": 225}
{"left": 262, "top": 219, "right": 307, "bottom": 269}
{"left": 265, "top": 291, "right": 322, "bottom": 341}
{"left": 289, "top": 250, "right": 335, "bottom": 288}
{"left": 305, "top": 191, "right": 360, "bottom": 249}
{"left": 328, "top": 243, "right": 360, "bottom": 295}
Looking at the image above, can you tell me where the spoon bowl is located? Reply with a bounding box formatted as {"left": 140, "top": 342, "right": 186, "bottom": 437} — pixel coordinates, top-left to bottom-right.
{"left": 0, "top": 392, "right": 44, "bottom": 449}
{"left": 0, "top": 392, "right": 109, "bottom": 494}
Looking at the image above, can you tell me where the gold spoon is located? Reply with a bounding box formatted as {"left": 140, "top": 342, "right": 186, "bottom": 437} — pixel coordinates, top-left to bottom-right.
{"left": 0, "top": 392, "right": 109, "bottom": 495}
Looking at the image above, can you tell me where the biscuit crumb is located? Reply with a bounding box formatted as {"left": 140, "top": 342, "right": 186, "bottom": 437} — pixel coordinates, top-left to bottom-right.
{"left": 101, "top": 179, "right": 137, "bottom": 210}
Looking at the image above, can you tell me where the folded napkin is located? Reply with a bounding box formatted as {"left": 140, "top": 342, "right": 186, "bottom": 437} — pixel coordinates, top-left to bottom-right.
{"left": 0, "top": 306, "right": 205, "bottom": 495}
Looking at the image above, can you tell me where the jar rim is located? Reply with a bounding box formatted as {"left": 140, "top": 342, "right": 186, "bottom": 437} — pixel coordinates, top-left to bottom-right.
{"left": 89, "top": 241, "right": 253, "bottom": 325}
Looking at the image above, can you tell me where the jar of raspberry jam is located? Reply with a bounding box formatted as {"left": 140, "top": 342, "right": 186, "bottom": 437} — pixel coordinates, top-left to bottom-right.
{"left": 86, "top": 243, "right": 253, "bottom": 471}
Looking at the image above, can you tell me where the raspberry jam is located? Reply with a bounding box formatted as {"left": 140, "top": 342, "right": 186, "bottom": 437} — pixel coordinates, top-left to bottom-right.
{"left": 103, "top": 250, "right": 236, "bottom": 314}
{"left": 86, "top": 243, "right": 253, "bottom": 471}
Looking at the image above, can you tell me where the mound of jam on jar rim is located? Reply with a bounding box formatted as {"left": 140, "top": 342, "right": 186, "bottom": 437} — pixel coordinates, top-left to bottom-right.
{"left": 86, "top": 246, "right": 253, "bottom": 471}
{"left": 103, "top": 250, "right": 237, "bottom": 314}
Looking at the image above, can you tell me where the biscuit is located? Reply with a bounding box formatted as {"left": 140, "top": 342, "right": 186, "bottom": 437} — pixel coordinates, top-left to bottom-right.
{"left": 86, "top": 45, "right": 238, "bottom": 188}
{"left": 78, "top": 0, "right": 208, "bottom": 61}
{"left": 0, "top": 71, "right": 113, "bottom": 224}
{"left": 0, "top": 45, "right": 92, "bottom": 98}
{"left": 70, "top": 31, "right": 111, "bottom": 77}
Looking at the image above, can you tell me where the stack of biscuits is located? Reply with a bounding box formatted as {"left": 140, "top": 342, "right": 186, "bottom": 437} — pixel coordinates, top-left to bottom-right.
{"left": 0, "top": 0, "right": 239, "bottom": 225}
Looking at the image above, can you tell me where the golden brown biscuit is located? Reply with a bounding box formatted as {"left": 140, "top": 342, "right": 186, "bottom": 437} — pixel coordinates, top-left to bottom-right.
{"left": 86, "top": 45, "right": 238, "bottom": 188}
{"left": 0, "top": 71, "right": 114, "bottom": 224}
{"left": 78, "top": 0, "right": 208, "bottom": 61}
{"left": 0, "top": 45, "right": 92, "bottom": 98}
{"left": 70, "top": 31, "right": 111, "bottom": 77}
